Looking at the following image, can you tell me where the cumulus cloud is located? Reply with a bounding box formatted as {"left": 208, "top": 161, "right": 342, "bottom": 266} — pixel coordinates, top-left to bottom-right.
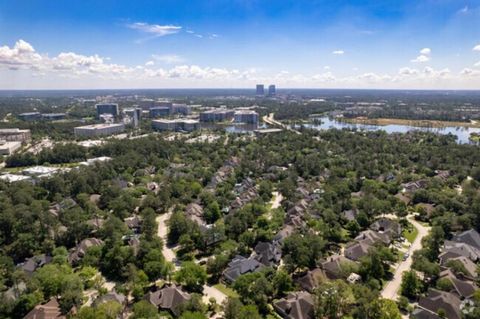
{"left": 475, "top": 61, "right": 480, "bottom": 67}
{"left": 152, "top": 54, "right": 185, "bottom": 64}
{"left": 474, "top": 44, "right": 480, "bottom": 52}
{"left": 332, "top": 50, "right": 345, "bottom": 55}
{"left": 2, "top": 39, "right": 480, "bottom": 89}
{"left": 127, "top": 22, "right": 182, "bottom": 37}
{"left": 0, "top": 39, "right": 43, "bottom": 69}
{"left": 411, "top": 48, "right": 431, "bottom": 63}
{"left": 420, "top": 48, "right": 431, "bottom": 55}
{"left": 460, "top": 68, "right": 480, "bottom": 76}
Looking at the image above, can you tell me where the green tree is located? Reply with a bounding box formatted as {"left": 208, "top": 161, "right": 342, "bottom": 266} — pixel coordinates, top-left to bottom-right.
{"left": 315, "top": 280, "right": 355, "bottom": 319}
{"left": 174, "top": 262, "right": 207, "bottom": 292}
{"left": 400, "top": 270, "right": 420, "bottom": 299}
{"left": 366, "top": 299, "right": 402, "bottom": 319}
{"left": 131, "top": 300, "right": 159, "bottom": 319}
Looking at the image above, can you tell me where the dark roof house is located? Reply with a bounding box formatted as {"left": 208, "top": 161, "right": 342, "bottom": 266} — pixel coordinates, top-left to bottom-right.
{"left": 452, "top": 229, "right": 480, "bottom": 251}
{"left": 295, "top": 268, "right": 327, "bottom": 293}
{"left": 415, "top": 289, "right": 462, "bottom": 319}
{"left": 438, "top": 269, "right": 477, "bottom": 299}
{"left": 144, "top": 285, "right": 190, "bottom": 316}
{"left": 68, "top": 238, "right": 103, "bottom": 264}
{"left": 320, "top": 254, "right": 356, "bottom": 280}
{"left": 345, "top": 241, "right": 372, "bottom": 261}
{"left": 273, "top": 291, "right": 315, "bottom": 319}
{"left": 19, "top": 254, "right": 52, "bottom": 276}
{"left": 254, "top": 242, "right": 282, "bottom": 267}
{"left": 370, "top": 217, "right": 402, "bottom": 238}
{"left": 223, "top": 255, "right": 263, "bottom": 283}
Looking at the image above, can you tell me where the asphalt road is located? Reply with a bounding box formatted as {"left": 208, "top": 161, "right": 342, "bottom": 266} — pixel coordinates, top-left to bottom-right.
{"left": 381, "top": 215, "right": 430, "bottom": 300}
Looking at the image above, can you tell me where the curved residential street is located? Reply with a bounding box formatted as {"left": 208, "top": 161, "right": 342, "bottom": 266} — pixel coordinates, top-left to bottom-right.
{"left": 156, "top": 210, "right": 227, "bottom": 315}
{"left": 381, "top": 215, "right": 430, "bottom": 300}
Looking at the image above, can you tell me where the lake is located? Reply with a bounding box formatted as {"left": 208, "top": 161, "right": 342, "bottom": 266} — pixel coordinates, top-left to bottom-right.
{"left": 299, "top": 117, "right": 480, "bottom": 144}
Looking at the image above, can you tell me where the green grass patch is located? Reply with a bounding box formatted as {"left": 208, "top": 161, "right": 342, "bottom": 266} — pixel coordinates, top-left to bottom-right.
{"left": 213, "top": 283, "right": 238, "bottom": 298}
{"left": 403, "top": 223, "right": 419, "bottom": 244}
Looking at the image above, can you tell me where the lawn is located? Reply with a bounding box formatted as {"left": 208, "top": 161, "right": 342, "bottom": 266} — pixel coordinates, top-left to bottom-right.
{"left": 213, "top": 283, "right": 239, "bottom": 298}
{"left": 403, "top": 224, "right": 419, "bottom": 243}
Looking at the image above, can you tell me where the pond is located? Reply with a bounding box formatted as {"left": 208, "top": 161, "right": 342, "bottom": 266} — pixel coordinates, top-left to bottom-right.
{"left": 299, "top": 117, "right": 480, "bottom": 144}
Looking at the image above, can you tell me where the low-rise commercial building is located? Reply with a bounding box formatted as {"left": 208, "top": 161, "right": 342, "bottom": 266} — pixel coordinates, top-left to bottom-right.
{"left": 149, "top": 103, "right": 191, "bottom": 118}
{"left": 0, "top": 128, "right": 31, "bottom": 142}
{"left": 149, "top": 106, "right": 171, "bottom": 118}
{"left": 0, "top": 141, "right": 22, "bottom": 155}
{"left": 199, "top": 109, "right": 235, "bottom": 122}
{"left": 96, "top": 103, "right": 119, "bottom": 119}
{"left": 18, "top": 112, "right": 41, "bottom": 121}
{"left": 152, "top": 119, "right": 199, "bottom": 132}
{"left": 74, "top": 123, "right": 125, "bottom": 137}
{"left": 0, "top": 173, "right": 32, "bottom": 183}
{"left": 41, "top": 113, "right": 67, "bottom": 121}
{"left": 234, "top": 110, "right": 259, "bottom": 124}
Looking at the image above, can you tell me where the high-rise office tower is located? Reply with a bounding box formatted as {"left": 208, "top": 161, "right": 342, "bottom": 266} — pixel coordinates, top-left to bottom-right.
{"left": 268, "top": 85, "right": 276, "bottom": 96}
{"left": 256, "top": 84, "right": 265, "bottom": 96}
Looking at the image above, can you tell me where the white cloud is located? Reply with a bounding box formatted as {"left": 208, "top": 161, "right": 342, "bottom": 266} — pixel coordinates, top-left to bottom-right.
{"left": 2, "top": 39, "right": 480, "bottom": 89}
{"left": 411, "top": 55, "right": 430, "bottom": 63}
{"left": 127, "top": 22, "right": 181, "bottom": 37}
{"left": 420, "top": 48, "right": 431, "bottom": 55}
{"left": 0, "top": 39, "right": 43, "bottom": 69}
{"left": 411, "top": 48, "right": 431, "bottom": 63}
{"left": 461, "top": 68, "right": 480, "bottom": 76}
{"left": 473, "top": 44, "right": 480, "bottom": 52}
{"left": 332, "top": 50, "right": 345, "bottom": 55}
{"left": 474, "top": 61, "right": 480, "bottom": 67}
{"left": 323, "top": 66, "right": 330, "bottom": 70}
{"left": 152, "top": 54, "right": 185, "bottom": 64}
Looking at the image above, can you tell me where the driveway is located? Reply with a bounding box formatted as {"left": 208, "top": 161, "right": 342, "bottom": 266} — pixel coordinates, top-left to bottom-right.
{"left": 381, "top": 215, "right": 430, "bottom": 300}
{"left": 270, "top": 191, "right": 283, "bottom": 209}
{"left": 156, "top": 210, "right": 177, "bottom": 265}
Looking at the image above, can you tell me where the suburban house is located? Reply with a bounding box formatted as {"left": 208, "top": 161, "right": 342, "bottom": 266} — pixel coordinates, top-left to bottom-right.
{"left": 273, "top": 291, "right": 315, "bottom": 319}
{"left": 254, "top": 241, "right": 282, "bottom": 267}
{"left": 412, "top": 289, "right": 462, "bottom": 319}
{"left": 452, "top": 229, "right": 480, "bottom": 251}
{"left": 223, "top": 255, "right": 264, "bottom": 283}
{"left": 440, "top": 240, "right": 480, "bottom": 262}
{"left": 370, "top": 217, "right": 402, "bottom": 239}
{"left": 68, "top": 238, "right": 104, "bottom": 264}
{"left": 320, "top": 254, "right": 356, "bottom": 280}
{"left": 345, "top": 241, "right": 373, "bottom": 261}
{"left": 23, "top": 298, "right": 66, "bottom": 319}
{"left": 19, "top": 254, "right": 52, "bottom": 276}
{"left": 94, "top": 290, "right": 126, "bottom": 307}
{"left": 341, "top": 209, "right": 358, "bottom": 222}
{"left": 438, "top": 269, "right": 477, "bottom": 299}
{"left": 295, "top": 268, "right": 327, "bottom": 293}
{"left": 144, "top": 285, "right": 191, "bottom": 316}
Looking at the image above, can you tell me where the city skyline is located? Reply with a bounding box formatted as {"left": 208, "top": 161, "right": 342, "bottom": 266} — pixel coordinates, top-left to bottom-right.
{"left": 1, "top": 0, "right": 480, "bottom": 89}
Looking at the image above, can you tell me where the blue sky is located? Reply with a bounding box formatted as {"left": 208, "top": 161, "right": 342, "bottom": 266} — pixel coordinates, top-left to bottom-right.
{"left": 0, "top": 0, "right": 479, "bottom": 89}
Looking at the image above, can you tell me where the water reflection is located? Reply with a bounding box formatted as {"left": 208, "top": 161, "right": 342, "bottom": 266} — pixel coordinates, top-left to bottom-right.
{"left": 300, "top": 117, "right": 480, "bottom": 144}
